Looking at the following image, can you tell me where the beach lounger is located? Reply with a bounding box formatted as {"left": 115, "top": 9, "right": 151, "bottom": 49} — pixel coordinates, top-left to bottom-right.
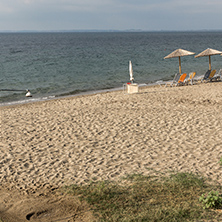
{"left": 217, "top": 69, "right": 222, "bottom": 80}
{"left": 172, "top": 73, "right": 187, "bottom": 86}
{"left": 201, "top": 70, "right": 212, "bottom": 83}
{"left": 210, "top": 69, "right": 222, "bottom": 81}
{"left": 163, "top": 73, "right": 181, "bottom": 87}
{"left": 208, "top": 70, "right": 217, "bottom": 81}
{"left": 201, "top": 70, "right": 211, "bottom": 82}
{"left": 201, "top": 69, "right": 216, "bottom": 82}
{"left": 185, "top": 72, "right": 196, "bottom": 85}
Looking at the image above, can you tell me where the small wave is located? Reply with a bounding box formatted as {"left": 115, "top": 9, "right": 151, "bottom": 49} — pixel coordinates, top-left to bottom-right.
{"left": 57, "top": 89, "right": 86, "bottom": 97}
{"left": 10, "top": 49, "right": 23, "bottom": 54}
{"left": 0, "top": 95, "right": 56, "bottom": 107}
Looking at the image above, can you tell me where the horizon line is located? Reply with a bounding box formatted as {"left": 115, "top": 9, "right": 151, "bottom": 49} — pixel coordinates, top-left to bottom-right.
{"left": 0, "top": 29, "right": 222, "bottom": 33}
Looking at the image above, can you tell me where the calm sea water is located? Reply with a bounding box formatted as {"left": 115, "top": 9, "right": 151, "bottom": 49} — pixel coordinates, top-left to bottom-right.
{"left": 0, "top": 31, "right": 221, "bottom": 105}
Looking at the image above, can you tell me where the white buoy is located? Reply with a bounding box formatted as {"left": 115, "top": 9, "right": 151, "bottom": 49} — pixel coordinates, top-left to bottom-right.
{"left": 26, "top": 90, "right": 32, "bottom": 97}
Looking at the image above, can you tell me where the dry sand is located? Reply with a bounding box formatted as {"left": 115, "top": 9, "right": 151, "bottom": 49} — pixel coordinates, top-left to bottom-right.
{"left": 1, "top": 81, "right": 222, "bottom": 221}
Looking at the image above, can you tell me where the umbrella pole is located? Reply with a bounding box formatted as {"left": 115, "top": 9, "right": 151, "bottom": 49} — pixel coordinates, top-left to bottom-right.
{"left": 209, "top": 55, "right": 211, "bottom": 70}
{"left": 179, "top": 56, "right": 182, "bottom": 74}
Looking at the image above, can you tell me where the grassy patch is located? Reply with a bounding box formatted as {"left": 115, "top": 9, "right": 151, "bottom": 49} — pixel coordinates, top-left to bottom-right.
{"left": 63, "top": 172, "right": 222, "bottom": 222}
{"left": 219, "top": 157, "right": 222, "bottom": 166}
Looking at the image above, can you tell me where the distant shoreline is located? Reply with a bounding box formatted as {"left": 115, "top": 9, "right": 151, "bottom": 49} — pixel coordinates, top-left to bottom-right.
{"left": 0, "top": 29, "right": 222, "bottom": 33}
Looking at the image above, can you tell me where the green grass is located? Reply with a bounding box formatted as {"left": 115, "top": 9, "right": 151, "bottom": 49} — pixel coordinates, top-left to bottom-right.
{"left": 219, "top": 157, "right": 222, "bottom": 166}
{"left": 63, "top": 172, "right": 222, "bottom": 222}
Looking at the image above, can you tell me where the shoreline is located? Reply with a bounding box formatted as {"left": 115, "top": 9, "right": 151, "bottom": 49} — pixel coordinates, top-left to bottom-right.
{"left": 0, "top": 72, "right": 206, "bottom": 108}
{"left": 1, "top": 81, "right": 222, "bottom": 194}
{"left": 0, "top": 83, "right": 149, "bottom": 107}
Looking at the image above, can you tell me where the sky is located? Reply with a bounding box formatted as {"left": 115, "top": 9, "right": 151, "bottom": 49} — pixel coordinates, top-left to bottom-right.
{"left": 0, "top": 0, "right": 222, "bottom": 32}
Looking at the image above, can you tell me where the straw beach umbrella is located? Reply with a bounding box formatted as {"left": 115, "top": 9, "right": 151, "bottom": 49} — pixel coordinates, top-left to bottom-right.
{"left": 195, "top": 48, "right": 222, "bottom": 70}
{"left": 164, "top": 49, "right": 195, "bottom": 74}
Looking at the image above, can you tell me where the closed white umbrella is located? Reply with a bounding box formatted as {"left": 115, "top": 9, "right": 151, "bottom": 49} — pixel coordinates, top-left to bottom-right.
{"left": 129, "top": 60, "right": 134, "bottom": 83}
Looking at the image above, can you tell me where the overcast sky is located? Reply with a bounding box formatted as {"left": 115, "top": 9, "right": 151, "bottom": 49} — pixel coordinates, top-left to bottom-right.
{"left": 0, "top": 0, "right": 222, "bottom": 31}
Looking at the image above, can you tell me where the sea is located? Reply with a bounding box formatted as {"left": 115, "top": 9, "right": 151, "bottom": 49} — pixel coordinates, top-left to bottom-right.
{"left": 0, "top": 31, "right": 222, "bottom": 105}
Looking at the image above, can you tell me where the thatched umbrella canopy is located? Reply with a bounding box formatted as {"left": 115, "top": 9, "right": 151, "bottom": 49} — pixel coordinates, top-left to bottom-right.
{"left": 195, "top": 48, "right": 222, "bottom": 70}
{"left": 164, "top": 48, "right": 195, "bottom": 74}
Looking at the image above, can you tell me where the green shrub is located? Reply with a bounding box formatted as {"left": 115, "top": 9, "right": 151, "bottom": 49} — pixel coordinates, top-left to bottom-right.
{"left": 199, "top": 191, "right": 222, "bottom": 209}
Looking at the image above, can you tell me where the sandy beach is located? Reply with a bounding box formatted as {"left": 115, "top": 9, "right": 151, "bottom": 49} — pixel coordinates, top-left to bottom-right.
{"left": 1, "top": 81, "right": 222, "bottom": 221}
